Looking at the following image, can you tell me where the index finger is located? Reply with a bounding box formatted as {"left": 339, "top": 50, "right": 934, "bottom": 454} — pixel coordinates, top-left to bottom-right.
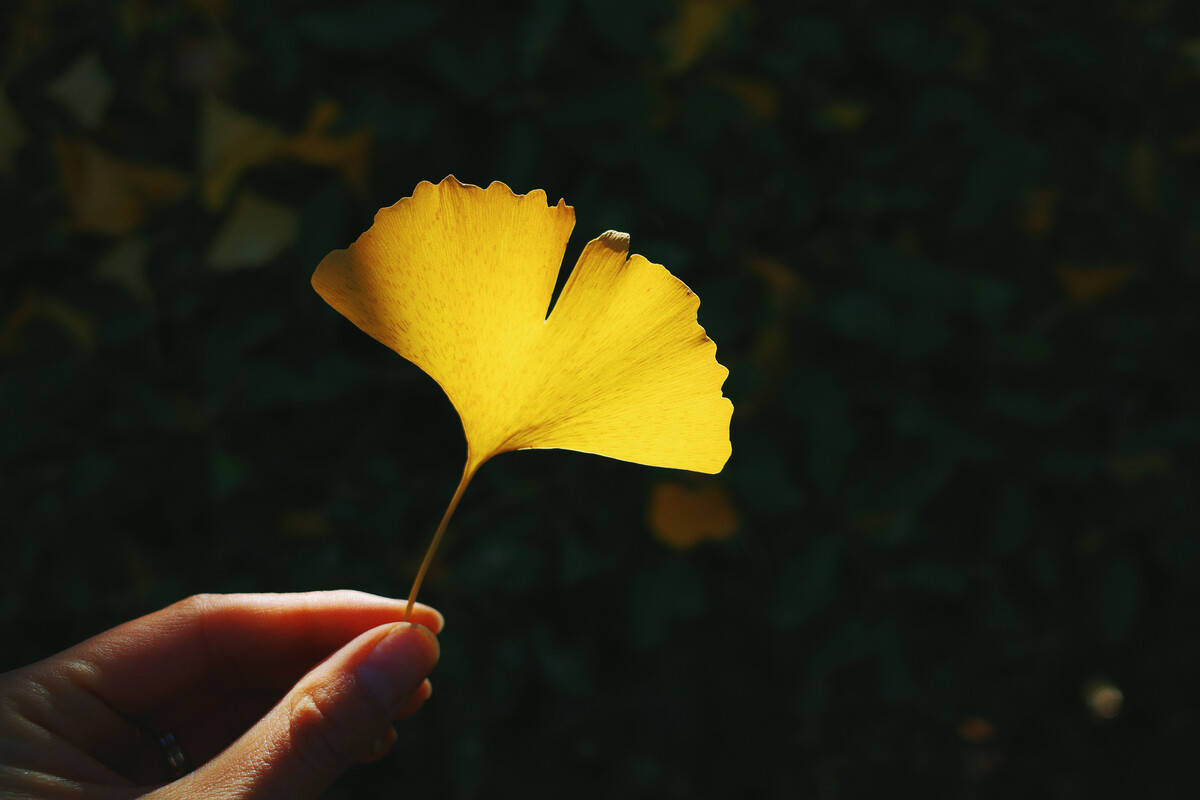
{"left": 57, "top": 590, "right": 444, "bottom": 715}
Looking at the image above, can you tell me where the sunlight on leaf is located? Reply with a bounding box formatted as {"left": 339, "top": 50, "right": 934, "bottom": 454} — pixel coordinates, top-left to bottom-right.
{"left": 208, "top": 190, "right": 299, "bottom": 270}
{"left": 313, "top": 176, "right": 732, "bottom": 613}
{"left": 648, "top": 481, "right": 739, "bottom": 550}
{"left": 48, "top": 51, "right": 114, "bottom": 128}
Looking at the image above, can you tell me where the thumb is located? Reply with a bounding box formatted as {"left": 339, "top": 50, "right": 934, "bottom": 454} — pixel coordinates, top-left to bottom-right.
{"left": 166, "top": 621, "right": 439, "bottom": 799}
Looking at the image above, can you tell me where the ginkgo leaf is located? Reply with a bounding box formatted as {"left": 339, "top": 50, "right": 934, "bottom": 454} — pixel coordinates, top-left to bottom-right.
{"left": 312, "top": 176, "right": 732, "bottom": 613}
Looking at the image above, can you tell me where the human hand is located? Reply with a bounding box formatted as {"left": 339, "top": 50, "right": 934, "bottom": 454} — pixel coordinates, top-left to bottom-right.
{"left": 0, "top": 591, "right": 443, "bottom": 799}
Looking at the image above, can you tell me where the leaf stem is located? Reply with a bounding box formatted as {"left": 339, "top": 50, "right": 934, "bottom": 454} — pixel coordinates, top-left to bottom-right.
{"left": 404, "top": 458, "right": 481, "bottom": 621}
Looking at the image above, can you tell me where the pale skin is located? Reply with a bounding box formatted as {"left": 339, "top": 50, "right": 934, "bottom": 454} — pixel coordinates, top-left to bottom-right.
{"left": 0, "top": 591, "right": 443, "bottom": 799}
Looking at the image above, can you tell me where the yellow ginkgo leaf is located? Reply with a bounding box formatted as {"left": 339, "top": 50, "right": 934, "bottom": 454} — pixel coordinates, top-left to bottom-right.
{"left": 313, "top": 176, "right": 732, "bottom": 613}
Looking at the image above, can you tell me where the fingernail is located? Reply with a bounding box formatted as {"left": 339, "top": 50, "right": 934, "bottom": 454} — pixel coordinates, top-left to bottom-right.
{"left": 356, "top": 623, "right": 439, "bottom": 710}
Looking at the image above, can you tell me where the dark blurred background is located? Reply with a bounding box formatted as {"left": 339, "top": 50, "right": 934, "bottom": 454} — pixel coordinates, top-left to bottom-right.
{"left": 3, "top": 0, "right": 1199, "bottom": 796}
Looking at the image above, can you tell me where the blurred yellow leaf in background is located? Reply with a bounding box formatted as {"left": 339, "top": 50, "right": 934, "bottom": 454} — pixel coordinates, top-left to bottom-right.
{"left": 1056, "top": 263, "right": 1135, "bottom": 302}
{"left": 648, "top": 481, "right": 739, "bottom": 550}
{"left": 201, "top": 96, "right": 370, "bottom": 210}
{"left": 0, "top": 290, "right": 94, "bottom": 354}
{"left": 956, "top": 717, "right": 995, "bottom": 744}
{"left": 200, "top": 96, "right": 287, "bottom": 210}
{"left": 207, "top": 190, "right": 299, "bottom": 270}
{"left": 663, "top": 0, "right": 744, "bottom": 73}
{"left": 284, "top": 100, "right": 371, "bottom": 195}
{"left": 1022, "top": 188, "right": 1056, "bottom": 236}
{"left": 711, "top": 73, "right": 780, "bottom": 120}
{"left": 54, "top": 137, "right": 188, "bottom": 236}
{"left": 825, "top": 102, "right": 869, "bottom": 131}
{"left": 1129, "top": 140, "right": 1157, "bottom": 211}
{"left": 48, "top": 51, "right": 113, "bottom": 128}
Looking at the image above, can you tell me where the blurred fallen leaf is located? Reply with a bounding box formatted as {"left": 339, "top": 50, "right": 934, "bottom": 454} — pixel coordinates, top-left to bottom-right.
{"left": 188, "top": 0, "right": 230, "bottom": 18}
{"left": 121, "top": 0, "right": 165, "bottom": 37}
{"left": 1055, "top": 263, "right": 1135, "bottom": 302}
{"left": 711, "top": 73, "right": 780, "bottom": 120}
{"left": 1129, "top": 140, "right": 1156, "bottom": 211}
{"left": 313, "top": 177, "right": 732, "bottom": 614}
{"left": 948, "top": 14, "right": 989, "bottom": 76}
{"left": 1022, "top": 188, "right": 1056, "bottom": 235}
{"left": 201, "top": 96, "right": 370, "bottom": 210}
{"left": 55, "top": 137, "right": 189, "bottom": 235}
{"left": 95, "top": 237, "right": 153, "bottom": 304}
{"left": 0, "top": 88, "right": 28, "bottom": 173}
{"left": 208, "top": 190, "right": 299, "bottom": 270}
{"left": 663, "top": 0, "right": 744, "bottom": 74}
{"left": 7, "top": 0, "right": 53, "bottom": 67}
{"left": 824, "top": 101, "right": 868, "bottom": 131}
{"left": 1106, "top": 451, "right": 1171, "bottom": 483}
{"left": 649, "top": 481, "right": 739, "bottom": 550}
{"left": 0, "top": 290, "right": 95, "bottom": 354}
{"left": 176, "top": 34, "right": 241, "bottom": 92}
{"left": 1083, "top": 678, "right": 1123, "bottom": 720}
{"left": 283, "top": 100, "right": 371, "bottom": 194}
{"left": 278, "top": 510, "right": 332, "bottom": 539}
{"left": 48, "top": 51, "right": 113, "bottom": 128}
{"left": 957, "top": 716, "right": 995, "bottom": 744}
{"left": 745, "top": 255, "right": 808, "bottom": 302}
{"left": 200, "top": 96, "right": 287, "bottom": 210}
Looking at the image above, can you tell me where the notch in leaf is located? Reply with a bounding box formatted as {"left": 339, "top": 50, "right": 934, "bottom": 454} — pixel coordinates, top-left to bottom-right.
{"left": 313, "top": 176, "right": 733, "bottom": 616}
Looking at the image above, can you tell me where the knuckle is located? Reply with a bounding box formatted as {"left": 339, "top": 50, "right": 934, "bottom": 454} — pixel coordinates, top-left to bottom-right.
{"left": 173, "top": 592, "right": 222, "bottom": 618}
{"left": 287, "top": 688, "right": 354, "bottom": 777}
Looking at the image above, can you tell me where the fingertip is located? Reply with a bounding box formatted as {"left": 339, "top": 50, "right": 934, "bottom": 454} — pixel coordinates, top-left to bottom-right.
{"left": 406, "top": 602, "right": 444, "bottom": 634}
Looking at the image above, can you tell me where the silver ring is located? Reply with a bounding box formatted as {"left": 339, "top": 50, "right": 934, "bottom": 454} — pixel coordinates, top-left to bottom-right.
{"left": 157, "top": 731, "right": 190, "bottom": 779}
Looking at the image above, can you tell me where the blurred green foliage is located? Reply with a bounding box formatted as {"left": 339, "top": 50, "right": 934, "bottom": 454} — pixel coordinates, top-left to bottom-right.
{"left": 3, "top": 0, "right": 1199, "bottom": 796}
